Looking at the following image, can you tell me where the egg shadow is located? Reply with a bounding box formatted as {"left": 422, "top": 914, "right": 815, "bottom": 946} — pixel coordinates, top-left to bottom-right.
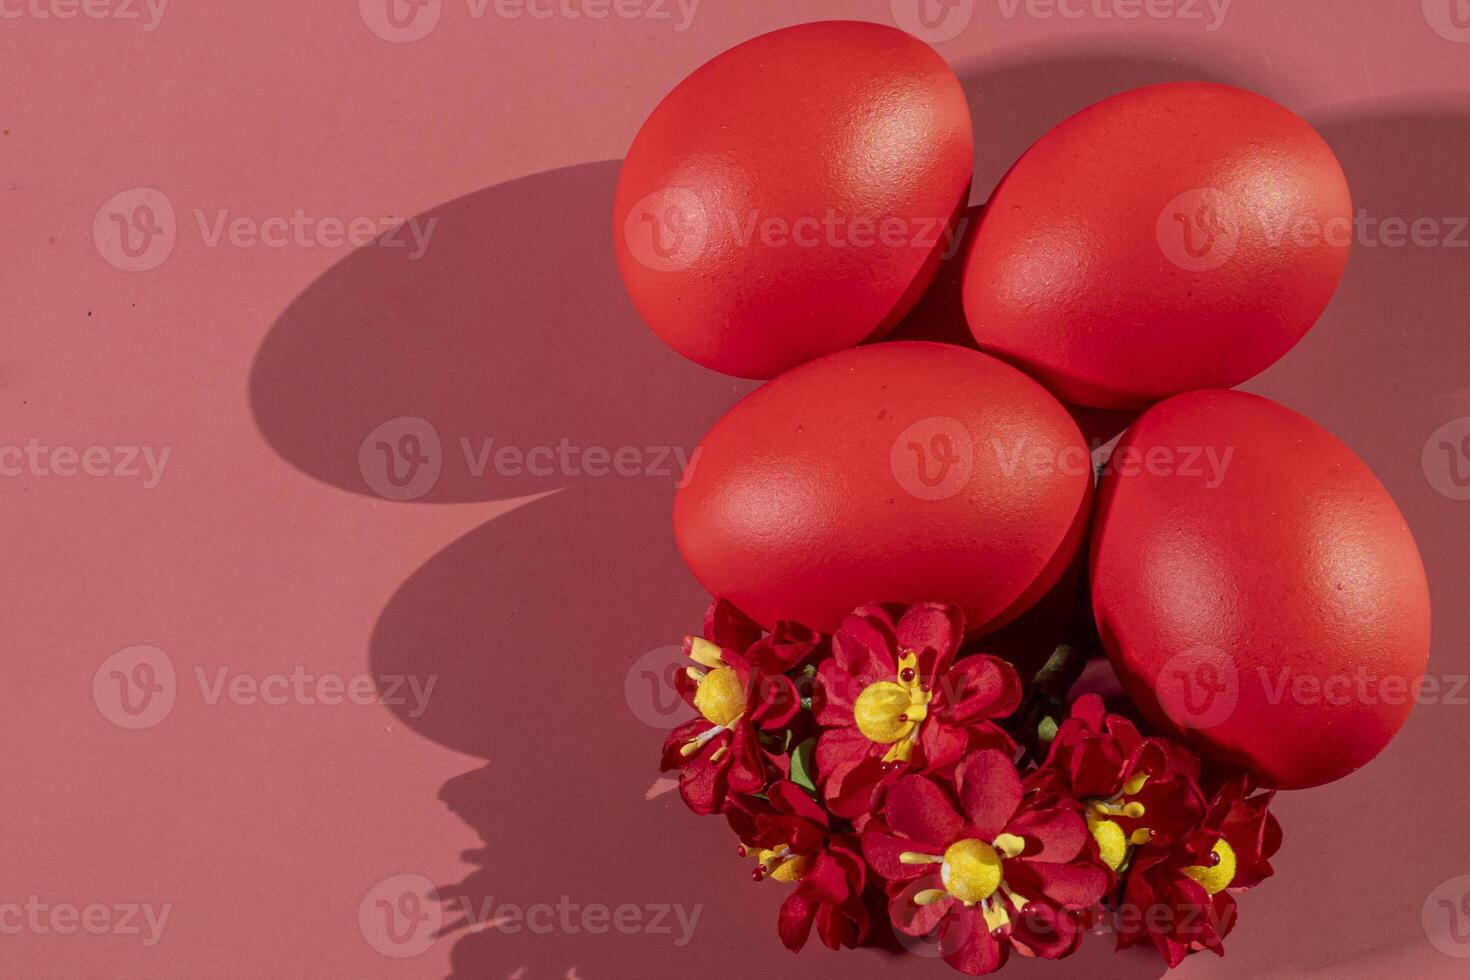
{"left": 248, "top": 160, "right": 754, "bottom": 504}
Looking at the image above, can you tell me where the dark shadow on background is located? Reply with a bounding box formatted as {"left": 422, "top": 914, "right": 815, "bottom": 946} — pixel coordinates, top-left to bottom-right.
{"left": 249, "top": 161, "right": 753, "bottom": 504}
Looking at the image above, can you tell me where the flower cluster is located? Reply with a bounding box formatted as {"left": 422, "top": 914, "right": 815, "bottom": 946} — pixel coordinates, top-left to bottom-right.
{"left": 658, "top": 600, "right": 1282, "bottom": 974}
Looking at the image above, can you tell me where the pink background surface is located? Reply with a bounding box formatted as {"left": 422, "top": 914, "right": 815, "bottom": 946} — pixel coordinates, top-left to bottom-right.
{"left": 4, "top": 1, "right": 1469, "bottom": 977}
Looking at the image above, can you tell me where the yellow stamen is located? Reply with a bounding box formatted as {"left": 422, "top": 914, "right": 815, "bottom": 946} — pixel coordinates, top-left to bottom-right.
{"left": 1182, "top": 840, "right": 1237, "bottom": 895}
{"left": 756, "top": 848, "right": 809, "bottom": 883}
{"left": 1001, "top": 884, "right": 1032, "bottom": 913}
{"left": 913, "top": 889, "right": 948, "bottom": 907}
{"left": 687, "top": 637, "right": 726, "bottom": 670}
{"left": 899, "top": 851, "right": 943, "bottom": 865}
{"left": 993, "top": 834, "right": 1026, "bottom": 859}
{"left": 1123, "top": 771, "right": 1150, "bottom": 796}
{"left": 1088, "top": 814, "right": 1128, "bottom": 872}
{"left": 982, "top": 898, "right": 1011, "bottom": 932}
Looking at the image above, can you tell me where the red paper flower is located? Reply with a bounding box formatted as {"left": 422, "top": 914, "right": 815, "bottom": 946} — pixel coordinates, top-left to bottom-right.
{"left": 726, "top": 781, "right": 871, "bottom": 952}
{"left": 1114, "top": 773, "right": 1282, "bottom": 967}
{"left": 814, "top": 603, "right": 1022, "bottom": 820}
{"left": 1029, "top": 694, "right": 1205, "bottom": 873}
{"left": 660, "top": 601, "right": 819, "bottom": 815}
{"left": 862, "top": 750, "right": 1110, "bottom": 975}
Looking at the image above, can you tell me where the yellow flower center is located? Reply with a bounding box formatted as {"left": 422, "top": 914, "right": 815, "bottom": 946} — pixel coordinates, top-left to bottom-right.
{"left": 693, "top": 666, "right": 745, "bottom": 727}
{"left": 940, "top": 839, "right": 1004, "bottom": 905}
{"left": 1086, "top": 771, "right": 1154, "bottom": 871}
{"left": 852, "top": 652, "right": 932, "bottom": 763}
{"left": 678, "top": 638, "right": 746, "bottom": 761}
{"left": 902, "top": 833, "right": 1026, "bottom": 911}
{"left": 1182, "top": 839, "right": 1237, "bottom": 895}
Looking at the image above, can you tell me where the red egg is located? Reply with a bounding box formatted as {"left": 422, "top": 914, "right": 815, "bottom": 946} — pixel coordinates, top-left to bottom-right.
{"left": 1091, "top": 390, "right": 1431, "bottom": 789}
{"left": 962, "top": 82, "right": 1352, "bottom": 409}
{"left": 614, "top": 21, "right": 973, "bottom": 379}
{"left": 674, "top": 342, "right": 1093, "bottom": 635}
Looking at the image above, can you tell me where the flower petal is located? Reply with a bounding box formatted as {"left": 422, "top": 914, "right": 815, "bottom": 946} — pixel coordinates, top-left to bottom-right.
{"left": 940, "top": 655, "right": 1022, "bottom": 723}
{"left": 704, "top": 599, "right": 763, "bottom": 650}
{"left": 918, "top": 718, "right": 970, "bottom": 771}
{"left": 896, "top": 602, "right": 964, "bottom": 677}
{"left": 752, "top": 673, "right": 800, "bottom": 729}
{"left": 1010, "top": 900, "right": 1081, "bottom": 960}
{"left": 768, "top": 780, "right": 828, "bottom": 826}
{"left": 831, "top": 608, "right": 898, "bottom": 681}
{"left": 940, "top": 905, "right": 1006, "bottom": 976}
{"left": 956, "top": 750, "right": 1023, "bottom": 839}
{"left": 1006, "top": 806, "right": 1088, "bottom": 863}
{"left": 888, "top": 874, "right": 953, "bottom": 937}
{"left": 777, "top": 891, "right": 816, "bottom": 952}
{"left": 749, "top": 621, "right": 822, "bottom": 676}
{"left": 725, "top": 724, "right": 767, "bottom": 795}
{"left": 885, "top": 774, "right": 964, "bottom": 847}
{"left": 799, "top": 851, "right": 850, "bottom": 905}
{"left": 676, "top": 747, "right": 728, "bottom": 815}
{"left": 659, "top": 718, "right": 710, "bottom": 771}
{"left": 862, "top": 831, "right": 935, "bottom": 883}
{"left": 1012, "top": 859, "right": 1109, "bottom": 910}
{"left": 814, "top": 660, "right": 862, "bottom": 725}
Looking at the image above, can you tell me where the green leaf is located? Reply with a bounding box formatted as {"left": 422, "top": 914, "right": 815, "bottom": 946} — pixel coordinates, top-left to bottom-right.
{"left": 789, "top": 737, "right": 818, "bottom": 795}
{"left": 1038, "top": 716, "right": 1060, "bottom": 743}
